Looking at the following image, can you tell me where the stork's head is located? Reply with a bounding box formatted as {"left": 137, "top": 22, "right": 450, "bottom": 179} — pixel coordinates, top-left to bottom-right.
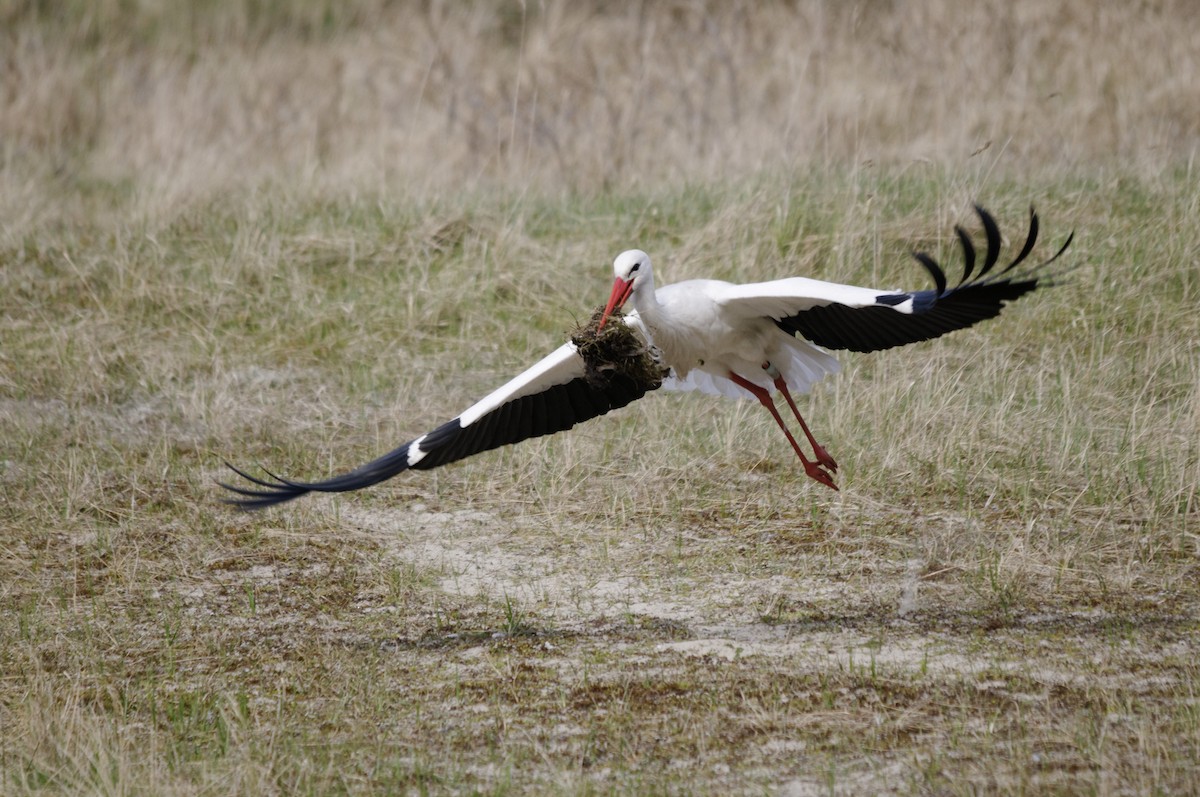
{"left": 600, "top": 249, "right": 652, "bottom": 330}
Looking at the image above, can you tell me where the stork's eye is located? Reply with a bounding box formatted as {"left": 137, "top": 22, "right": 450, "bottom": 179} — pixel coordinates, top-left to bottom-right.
{"left": 629, "top": 263, "right": 640, "bottom": 273}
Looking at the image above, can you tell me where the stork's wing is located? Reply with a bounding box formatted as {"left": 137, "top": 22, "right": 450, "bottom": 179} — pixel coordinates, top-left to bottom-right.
{"left": 719, "top": 207, "right": 1073, "bottom": 353}
{"left": 221, "top": 342, "right": 657, "bottom": 509}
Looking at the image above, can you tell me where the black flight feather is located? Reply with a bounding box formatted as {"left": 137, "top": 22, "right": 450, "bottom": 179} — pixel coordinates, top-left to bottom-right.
{"left": 220, "top": 371, "right": 659, "bottom": 509}
{"left": 775, "top": 206, "right": 1072, "bottom": 354}
{"left": 221, "top": 311, "right": 667, "bottom": 510}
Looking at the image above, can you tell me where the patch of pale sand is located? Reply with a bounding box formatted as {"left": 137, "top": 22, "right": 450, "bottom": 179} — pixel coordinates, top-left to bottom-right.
{"left": 657, "top": 626, "right": 1193, "bottom": 699}
{"left": 343, "top": 506, "right": 927, "bottom": 648}
{"left": 341, "top": 505, "right": 705, "bottom": 620}
{"left": 338, "top": 507, "right": 937, "bottom": 679}
{"left": 780, "top": 760, "right": 911, "bottom": 797}
{"left": 349, "top": 505, "right": 572, "bottom": 598}
{"left": 334, "top": 506, "right": 1190, "bottom": 696}
{"left": 655, "top": 631, "right": 964, "bottom": 674}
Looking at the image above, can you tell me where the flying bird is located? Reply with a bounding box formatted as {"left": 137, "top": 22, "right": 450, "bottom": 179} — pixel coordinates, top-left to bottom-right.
{"left": 222, "top": 206, "right": 1072, "bottom": 508}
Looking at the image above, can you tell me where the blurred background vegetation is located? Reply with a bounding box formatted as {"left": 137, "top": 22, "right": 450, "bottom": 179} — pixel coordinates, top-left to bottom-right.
{"left": 4, "top": 0, "right": 1198, "bottom": 219}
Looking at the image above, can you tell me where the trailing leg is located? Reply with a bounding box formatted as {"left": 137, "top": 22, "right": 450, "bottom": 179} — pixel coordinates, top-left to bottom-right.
{"left": 728, "top": 371, "right": 838, "bottom": 491}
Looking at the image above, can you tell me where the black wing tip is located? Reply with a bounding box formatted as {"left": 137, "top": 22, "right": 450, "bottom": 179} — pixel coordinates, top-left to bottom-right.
{"left": 221, "top": 494, "right": 307, "bottom": 511}
{"left": 919, "top": 203, "right": 1071, "bottom": 289}
{"left": 1045, "top": 228, "right": 1075, "bottom": 266}
{"left": 997, "top": 204, "right": 1040, "bottom": 274}
{"left": 778, "top": 203, "right": 1072, "bottom": 353}
{"left": 973, "top": 205, "right": 1003, "bottom": 278}
{"left": 953, "top": 223, "right": 976, "bottom": 287}
{"left": 219, "top": 461, "right": 311, "bottom": 510}
{"left": 911, "top": 251, "right": 948, "bottom": 297}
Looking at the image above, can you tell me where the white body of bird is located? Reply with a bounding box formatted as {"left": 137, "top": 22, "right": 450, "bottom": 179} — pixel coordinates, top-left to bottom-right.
{"left": 622, "top": 270, "right": 876, "bottom": 399}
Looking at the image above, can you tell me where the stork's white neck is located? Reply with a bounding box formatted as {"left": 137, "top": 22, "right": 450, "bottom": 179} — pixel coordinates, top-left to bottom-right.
{"left": 629, "top": 276, "right": 662, "bottom": 320}
{"left": 626, "top": 277, "right": 708, "bottom": 378}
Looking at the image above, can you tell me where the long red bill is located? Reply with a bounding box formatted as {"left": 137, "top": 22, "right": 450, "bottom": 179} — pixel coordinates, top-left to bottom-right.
{"left": 599, "top": 277, "right": 634, "bottom": 330}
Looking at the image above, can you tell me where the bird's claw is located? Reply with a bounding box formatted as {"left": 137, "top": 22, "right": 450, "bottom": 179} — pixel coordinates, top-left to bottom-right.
{"left": 812, "top": 446, "right": 838, "bottom": 473}
{"left": 804, "top": 462, "right": 839, "bottom": 491}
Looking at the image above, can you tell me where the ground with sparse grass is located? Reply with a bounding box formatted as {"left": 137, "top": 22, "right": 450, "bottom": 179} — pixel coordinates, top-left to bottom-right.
{"left": 2, "top": 2, "right": 1199, "bottom": 795}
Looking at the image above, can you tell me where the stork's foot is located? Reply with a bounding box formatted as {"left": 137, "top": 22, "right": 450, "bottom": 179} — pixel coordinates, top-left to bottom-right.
{"left": 812, "top": 445, "right": 838, "bottom": 474}
{"left": 804, "top": 462, "right": 839, "bottom": 491}
{"left": 768, "top": 372, "right": 838, "bottom": 475}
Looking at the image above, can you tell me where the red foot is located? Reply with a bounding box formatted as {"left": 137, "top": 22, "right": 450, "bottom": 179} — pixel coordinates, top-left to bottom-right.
{"left": 772, "top": 375, "right": 838, "bottom": 474}
{"left": 727, "top": 370, "right": 840, "bottom": 491}
{"left": 812, "top": 444, "right": 838, "bottom": 474}
{"left": 804, "top": 462, "right": 839, "bottom": 491}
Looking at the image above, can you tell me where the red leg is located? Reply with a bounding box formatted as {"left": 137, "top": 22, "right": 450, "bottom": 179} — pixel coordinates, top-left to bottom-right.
{"left": 772, "top": 376, "right": 838, "bottom": 473}
{"left": 728, "top": 372, "right": 838, "bottom": 491}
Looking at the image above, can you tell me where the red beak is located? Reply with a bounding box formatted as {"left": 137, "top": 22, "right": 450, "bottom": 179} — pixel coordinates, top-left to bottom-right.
{"left": 598, "top": 277, "right": 634, "bottom": 330}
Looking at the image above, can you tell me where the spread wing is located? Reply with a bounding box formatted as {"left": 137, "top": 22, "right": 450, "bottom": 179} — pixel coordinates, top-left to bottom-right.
{"left": 221, "top": 342, "right": 659, "bottom": 509}
{"left": 718, "top": 206, "right": 1073, "bottom": 353}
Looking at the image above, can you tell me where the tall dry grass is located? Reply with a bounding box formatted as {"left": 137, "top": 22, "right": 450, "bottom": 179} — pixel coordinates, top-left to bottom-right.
{"left": 3, "top": 0, "right": 1198, "bottom": 222}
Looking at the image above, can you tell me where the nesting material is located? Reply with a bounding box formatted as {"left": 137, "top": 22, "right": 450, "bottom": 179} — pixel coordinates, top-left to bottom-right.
{"left": 570, "top": 308, "right": 670, "bottom": 391}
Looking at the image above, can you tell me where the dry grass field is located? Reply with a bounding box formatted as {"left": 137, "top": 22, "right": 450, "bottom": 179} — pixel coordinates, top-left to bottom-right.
{"left": 2, "top": 1, "right": 1199, "bottom": 794}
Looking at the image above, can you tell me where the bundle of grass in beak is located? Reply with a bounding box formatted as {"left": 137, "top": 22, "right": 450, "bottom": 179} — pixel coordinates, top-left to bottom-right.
{"left": 570, "top": 308, "right": 670, "bottom": 392}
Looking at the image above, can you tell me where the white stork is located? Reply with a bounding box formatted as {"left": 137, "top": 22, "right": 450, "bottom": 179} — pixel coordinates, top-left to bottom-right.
{"left": 222, "top": 206, "right": 1071, "bottom": 508}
